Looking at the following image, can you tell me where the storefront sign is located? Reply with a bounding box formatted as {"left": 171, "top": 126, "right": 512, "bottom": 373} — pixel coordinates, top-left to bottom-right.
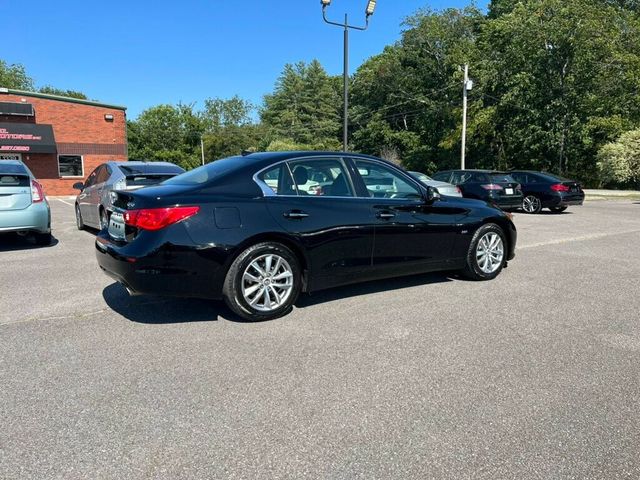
{"left": 0, "top": 123, "right": 57, "bottom": 153}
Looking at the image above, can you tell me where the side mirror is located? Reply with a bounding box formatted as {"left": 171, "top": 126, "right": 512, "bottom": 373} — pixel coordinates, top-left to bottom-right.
{"left": 72, "top": 182, "right": 84, "bottom": 191}
{"left": 426, "top": 186, "right": 441, "bottom": 202}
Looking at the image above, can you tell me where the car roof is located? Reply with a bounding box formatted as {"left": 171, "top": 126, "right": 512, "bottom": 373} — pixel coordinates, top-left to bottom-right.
{"left": 0, "top": 160, "right": 24, "bottom": 166}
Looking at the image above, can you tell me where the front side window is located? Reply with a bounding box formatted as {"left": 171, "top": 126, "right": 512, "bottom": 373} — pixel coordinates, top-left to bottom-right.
{"left": 58, "top": 155, "right": 83, "bottom": 177}
{"left": 287, "top": 158, "right": 354, "bottom": 197}
{"left": 353, "top": 160, "right": 422, "bottom": 200}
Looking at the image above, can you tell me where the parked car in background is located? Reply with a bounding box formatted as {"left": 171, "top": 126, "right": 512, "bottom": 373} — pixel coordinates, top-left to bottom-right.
{"left": 432, "top": 169, "right": 523, "bottom": 210}
{"left": 0, "top": 160, "right": 51, "bottom": 245}
{"left": 96, "top": 151, "right": 517, "bottom": 322}
{"left": 73, "top": 161, "right": 185, "bottom": 230}
{"left": 509, "top": 170, "right": 585, "bottom": 214}
{"left": 408, "top": 171, "right": 463, "bottom": 197}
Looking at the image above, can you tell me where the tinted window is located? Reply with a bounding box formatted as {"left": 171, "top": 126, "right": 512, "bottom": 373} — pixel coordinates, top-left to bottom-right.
{"left": 537, "top": 172, "right": 570, "bottom": 182}
{"left": 454, "top": 172, "right": 489, "bottom": 184}
{"left": 490, "top": 173, "right": 516, "bottom": 183}
{"left": 96, "top": 165, "right": 110, "bottom": 184}
{"left": 119, "top": 164, "right": 184, "bottom": 175}
{"left": 432, "top": 172, "right": 451, "bottom": 182}
{"left": 354, "top": 160, "right": 421, "bottom": 200}
{"left": 163, "top": 156, "right": 241, "bottom": 186}
{"left": 258, "top": 163, "right": 296, "bottom": 196}
{"left": 0, "top": 174, "right": 29, "bottom": 186}
{"left": 288, "top": 158, "right": 354, "bottom": 197}
{"left": 84, "top": 167, "right": 99, "bottom": 187}
{"left": 58, "top": 155, "right": 83, "bottom": 177}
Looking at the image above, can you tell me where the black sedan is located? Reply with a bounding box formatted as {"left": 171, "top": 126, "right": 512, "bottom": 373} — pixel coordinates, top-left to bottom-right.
{"left": 96, "top": 152, "right": 517, "bottom": 321}
{"left": 431, "top": 169, "right": 523, "bottom": 211}
{"left": 509, "top": 171, "right": 585, "bottom": 214}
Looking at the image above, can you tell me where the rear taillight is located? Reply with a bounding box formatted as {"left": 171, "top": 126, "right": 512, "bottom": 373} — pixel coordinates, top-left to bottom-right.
{"left": 481, "top": 184, "right": 503, "bottom": 191}
{"left": 550, "top": 183, "right": 570, "bottom": 192}
{"left": 31, "top": 180, "right": 44, "bottom": 203}
{"left": 124, "top": 206, "right": 200, "bottom": 231}
{"left": 455, "top": 186, "right": 462, "bottom": 194}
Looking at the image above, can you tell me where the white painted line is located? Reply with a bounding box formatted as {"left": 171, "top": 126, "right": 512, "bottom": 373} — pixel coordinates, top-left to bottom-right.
{"left": 519, "top": 229, "right": 640, "bottom": 249}
{"left": 56, "top": 198, "right": 73, "bottom": 206}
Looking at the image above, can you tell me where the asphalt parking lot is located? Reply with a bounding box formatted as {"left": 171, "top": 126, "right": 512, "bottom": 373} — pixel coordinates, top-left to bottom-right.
{"left": 1, "top": 199, "right": 640, "bottom": 479}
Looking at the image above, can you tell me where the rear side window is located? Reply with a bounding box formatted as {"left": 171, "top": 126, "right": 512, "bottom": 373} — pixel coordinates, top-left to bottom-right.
{"left": 258, "top": 163, "right": 296, "bottom": 195}
{"left": 0, "top": 174, "right": 29, "bottom": 186}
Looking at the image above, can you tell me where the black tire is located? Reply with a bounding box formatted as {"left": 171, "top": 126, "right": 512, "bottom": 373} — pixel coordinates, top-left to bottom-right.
{"left": 99, "top": 208, "right": 109, "bottom": 230}
{"left": 75, "top": 204, "right": 84, "bottom": 230}
{"left": 34, "top": 232, "right": 52, "bottom": 246}
{"left": 223, "top": 242, "right": 302, "bottom": 321}
{"left": 461, "top": 223, "right": 507, "bottom": 281}
{"left": 549, "top": 206, "right": 567, "bottom": 213}
{"left": 522, "top": 195, "right": 542, "bottom": 214}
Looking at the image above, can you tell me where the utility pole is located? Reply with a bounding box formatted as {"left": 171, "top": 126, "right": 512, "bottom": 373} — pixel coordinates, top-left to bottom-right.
{"left": 200, "top": 136, "right": 205, "bottom": 166}
{"left": 321, "top": 0, "right": 377, "bottom": 152}
{"left": 461, "top": 64, "right": 469, "bottom": 170}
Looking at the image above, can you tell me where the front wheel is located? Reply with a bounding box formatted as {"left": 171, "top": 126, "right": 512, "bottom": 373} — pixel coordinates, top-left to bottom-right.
{"left": 75, "top": 204, "right": 84, "bottom": 230}
{"left": 549, "top": 206, "right": 567, "bottom": 213}
{"left": 223, "top": 242, "right": 302, "bottom": 321}
{"left": 461, "top": 224, "right": 507, "bottom": 281}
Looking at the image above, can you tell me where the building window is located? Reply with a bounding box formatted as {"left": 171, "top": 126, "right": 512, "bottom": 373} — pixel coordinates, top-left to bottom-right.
{"left": 58, "top": 155, "right": 84, "bottom": 177}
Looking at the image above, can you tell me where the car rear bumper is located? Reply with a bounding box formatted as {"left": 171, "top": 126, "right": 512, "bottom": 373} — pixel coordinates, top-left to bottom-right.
{"left": 494, "top": 195, "right": 523, "bottom": 210}
{"left": 0, "top": 201, "right": 50, "bottom": 233}
{"left": 543, "top": 193, "right": 585, "bottom": 207}
{"left": 95, "top": 231, "right": 223, "bottom": 299}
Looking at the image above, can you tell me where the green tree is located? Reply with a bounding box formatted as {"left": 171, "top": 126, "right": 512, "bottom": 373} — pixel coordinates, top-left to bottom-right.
{"left": 0, "top": 60, "right": 34, "bottom": 90}
{"left": 597, "top": 129, "right": 640, "bottom": 188}
{"left": 38, "top": 85, "right": 88, "bottom": 99}
{"left": 261, "top": 60, "right": 341, "bottom": 149}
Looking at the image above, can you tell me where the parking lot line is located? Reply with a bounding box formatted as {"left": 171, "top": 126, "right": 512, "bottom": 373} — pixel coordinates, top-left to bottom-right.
{"left": 519, "top": 228, "right": 640, "bottom": 249}
{"left": 56, "top": 198, "right": 73, "bottom": 206}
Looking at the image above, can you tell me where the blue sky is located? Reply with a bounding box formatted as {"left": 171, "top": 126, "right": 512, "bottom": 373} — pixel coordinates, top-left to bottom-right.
{"left": 6, "top": 0, "right": 485, "bottom": 118}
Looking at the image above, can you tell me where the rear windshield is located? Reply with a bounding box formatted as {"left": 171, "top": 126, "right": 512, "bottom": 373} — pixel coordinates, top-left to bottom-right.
{"left": 537, "top": 172, "right": 571, "bottom": 182}
{"left": 162, "top": 156, "right": 243, "bottom": 186}
{"left": 490, "top": 173, "right": 517, "bottom": 183}
{"left": 126, "top": 175, "right": 178, "bottom": 187}
{"left": 119, "top": 163, "right": 184, "bottom": 175}
{"left": 0, "top": 163, "right": 28, "bottom": 175}
{"left": 0, "top": 174, "right": 29, "bottom": 186}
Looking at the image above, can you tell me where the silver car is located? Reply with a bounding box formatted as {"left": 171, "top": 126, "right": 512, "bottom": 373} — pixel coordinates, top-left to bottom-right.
{"left": 0, "top": 160, "right": 52, "bottom": 245}
{"left": 409, "top": 171, "right": 462, "bottom": 197}
{"left": 73, "top": 161, "right": 184, "bottom": 230}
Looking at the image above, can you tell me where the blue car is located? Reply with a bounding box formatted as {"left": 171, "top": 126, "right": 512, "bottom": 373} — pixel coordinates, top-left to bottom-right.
{"left": 0, "top": 160, "right": 51, "bottom": 245}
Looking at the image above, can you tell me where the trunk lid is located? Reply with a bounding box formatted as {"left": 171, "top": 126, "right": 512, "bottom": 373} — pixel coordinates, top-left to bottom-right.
{"left": 0, "top": 174, "right": 32, "bottom": 211}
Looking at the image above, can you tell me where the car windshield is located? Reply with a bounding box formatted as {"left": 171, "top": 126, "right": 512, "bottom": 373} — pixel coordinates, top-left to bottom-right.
{"left": 162, "top": 156, "right": 242, "bottom": 185}
{"left": 490, "top": 173, "right": 516, "bottom": 183}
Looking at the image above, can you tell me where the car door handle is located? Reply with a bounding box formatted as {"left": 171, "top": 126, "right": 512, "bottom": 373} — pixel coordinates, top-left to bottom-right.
{"left": 376, "top": 211, "right": 396, "bottom": 220}
{"left": 283, "top": 210, "right": 309, "bottom": 219}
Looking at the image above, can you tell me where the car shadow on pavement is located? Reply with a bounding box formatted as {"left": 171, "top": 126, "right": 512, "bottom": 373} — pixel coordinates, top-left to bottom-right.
{"left": 102, "top": 282, "right": 233, "bottom": 324}
{"left": 0, "top": 233, "right": 59, "bottom": 251}
{"left": 296, "top": 271, "right": 454, "bottom": 308}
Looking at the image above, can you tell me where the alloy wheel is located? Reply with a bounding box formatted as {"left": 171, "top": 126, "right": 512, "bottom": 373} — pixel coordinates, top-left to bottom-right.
{"left": 476, "top": 232, "right": 504, "bottom": 274}
{"left": 241, "top": 254, "right": 294, "bottom": 312}
{"left": 522, "top": 195, "right": 541, "bottom": 213}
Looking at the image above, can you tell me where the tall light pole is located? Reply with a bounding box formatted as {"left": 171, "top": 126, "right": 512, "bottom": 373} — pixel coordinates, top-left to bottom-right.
{"left": 321, "top": 0, "right": 377, "bottom": 152}
{"left": 461, "top": 64, "right": 473, "bottom": 170}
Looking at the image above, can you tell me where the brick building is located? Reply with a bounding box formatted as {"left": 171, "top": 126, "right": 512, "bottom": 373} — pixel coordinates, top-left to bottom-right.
{"left": 0, "top": 88, "right": 127, "bottom": 195}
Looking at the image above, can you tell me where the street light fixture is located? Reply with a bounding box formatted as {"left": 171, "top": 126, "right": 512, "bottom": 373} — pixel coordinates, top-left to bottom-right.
{"left": 321, "top": 0, "right": 376, "bottom": 152}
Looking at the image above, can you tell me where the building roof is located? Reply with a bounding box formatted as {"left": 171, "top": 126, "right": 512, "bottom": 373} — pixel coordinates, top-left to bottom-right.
{"left": 0, "top": 88, "right": 126, "bottom": 111}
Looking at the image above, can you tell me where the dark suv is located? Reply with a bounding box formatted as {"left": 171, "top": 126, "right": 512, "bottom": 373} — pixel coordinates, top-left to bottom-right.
{"left": 509, "top": 170, "right": 584, "bottom": 213}
{"left": 432, "top": 169, "right": 523, "bottom": 210}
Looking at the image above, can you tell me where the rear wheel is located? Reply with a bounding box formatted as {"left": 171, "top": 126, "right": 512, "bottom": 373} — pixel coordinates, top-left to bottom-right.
{"left": 549, "top": 206, "right": 567, "bottom": 213}
{"left": 223, "top": 242, "right": 301, "bottom": 321}
{"left": 34, "top": 232, "right": 52, "bottom": 246}
{"left": 522, "top": 195, "right": 542, "bottom": 214}
{"left": 462, "top": 223, "right": 506, "bottom": 281}
{"left": 75, "top": 204, "right": 84, "bottom": 230}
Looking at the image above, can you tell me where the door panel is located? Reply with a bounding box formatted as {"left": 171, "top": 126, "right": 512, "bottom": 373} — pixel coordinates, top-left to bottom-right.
{"left": 265, "top": 196, "right": 375, "bottom": 290}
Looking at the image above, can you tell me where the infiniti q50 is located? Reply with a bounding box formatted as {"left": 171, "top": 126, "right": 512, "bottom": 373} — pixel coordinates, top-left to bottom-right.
{"left": 96, "top": 152, "right": 517, "bottom": 321}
